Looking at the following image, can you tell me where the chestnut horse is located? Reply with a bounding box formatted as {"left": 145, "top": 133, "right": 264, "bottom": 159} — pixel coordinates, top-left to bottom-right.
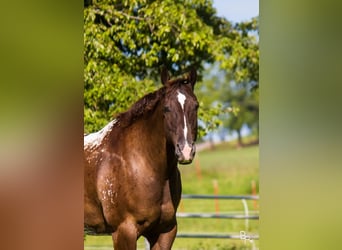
{"left": 84, "top": 68, "right": 198, "bottom": 249}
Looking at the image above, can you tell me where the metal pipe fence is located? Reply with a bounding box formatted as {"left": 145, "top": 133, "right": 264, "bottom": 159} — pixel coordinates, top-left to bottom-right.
{"left": 175, "top": 194, "right": 260, "bottom": 240}
{"left": 181, "top": 194, "right": 259, "bottom": 200}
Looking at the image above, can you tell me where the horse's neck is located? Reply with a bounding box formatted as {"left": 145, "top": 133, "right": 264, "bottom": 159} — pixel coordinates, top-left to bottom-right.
{"left": 133, "top": 104, "right": 177, "bottom": 174}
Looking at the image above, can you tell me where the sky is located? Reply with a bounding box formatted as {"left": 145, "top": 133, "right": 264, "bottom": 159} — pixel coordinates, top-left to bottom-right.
{"left": 212, "top": 0, "right": 259, "bottom": 23}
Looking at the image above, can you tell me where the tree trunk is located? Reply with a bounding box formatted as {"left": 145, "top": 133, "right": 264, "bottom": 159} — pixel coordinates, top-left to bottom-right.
{"left": 236, "top": 129, "right": 243, "bottom": 148}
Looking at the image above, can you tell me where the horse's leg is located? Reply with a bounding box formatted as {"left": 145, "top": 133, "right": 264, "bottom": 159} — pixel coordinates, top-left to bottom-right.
{"left": 112, "top": 221, "right": 137, "bottom": 250}
{"left": 147, "top": 225, "right": 177, "bottom": 250}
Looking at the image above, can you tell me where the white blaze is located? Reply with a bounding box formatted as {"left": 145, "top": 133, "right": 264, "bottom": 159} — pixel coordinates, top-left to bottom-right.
{"left": 177, "top": 91, "right": 186, "bottom": 110}
{"left": 177, "top": 91, "right": 191, "bottom": 160}
{"left": 177, "top": 91, "right": 187, "bottom": 139}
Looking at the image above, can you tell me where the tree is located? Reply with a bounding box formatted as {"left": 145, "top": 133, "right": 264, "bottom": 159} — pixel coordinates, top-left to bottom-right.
{"left": 196, "top": 18, "right": 259, "bottom": 145}
{"left": 221, "top": 81, "right": 259, "bottom": 146}
{"left": 221, "top": 18, "right": 259, "bottom": 145}
{"left": 84, "top": 0, "right": 258, "bottom": 139}
{"left": 216, "top": 17, "right": 259, "bottom": 86}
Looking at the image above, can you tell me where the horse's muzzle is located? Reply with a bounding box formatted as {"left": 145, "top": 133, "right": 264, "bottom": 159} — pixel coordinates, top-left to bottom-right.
{"left": 176, "top": 142, "right": 196, "bottom": 165}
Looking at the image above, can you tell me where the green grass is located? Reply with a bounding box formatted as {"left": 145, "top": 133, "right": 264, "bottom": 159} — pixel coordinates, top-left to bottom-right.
{"left": 84, "top": 142, "right": 259, "bottom": 249}
{"left": 181, "top": 144, "right": 259, "bottom": 195}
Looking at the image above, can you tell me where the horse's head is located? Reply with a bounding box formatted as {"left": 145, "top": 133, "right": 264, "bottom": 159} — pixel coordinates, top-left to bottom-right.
{"left": 161, "top": 68, "right": 199, "bottom": 165}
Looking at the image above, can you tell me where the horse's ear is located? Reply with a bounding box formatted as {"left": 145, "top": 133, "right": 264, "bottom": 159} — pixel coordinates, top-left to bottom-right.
{"left": 161, "top": 67, "right": 170, "bottom": 86}
{"left": 188, "top": 68, "right": 197, "bottom": 88}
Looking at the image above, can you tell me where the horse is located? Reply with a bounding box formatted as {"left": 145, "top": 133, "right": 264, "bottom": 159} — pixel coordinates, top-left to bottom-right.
{"left": 84, "top": 68, "right": 199, "bottom": 249}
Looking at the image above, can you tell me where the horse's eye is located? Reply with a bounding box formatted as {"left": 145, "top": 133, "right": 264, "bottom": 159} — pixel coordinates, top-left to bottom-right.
{"left": 163, "top": 106, "right": 171, "bottom": 113}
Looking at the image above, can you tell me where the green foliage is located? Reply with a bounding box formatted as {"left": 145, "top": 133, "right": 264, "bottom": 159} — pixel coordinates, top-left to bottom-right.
{"left": 216, "top": 17, "right": 259, "bottom": 84}
{"left": 84, "top": 0, "right": 259, "bottom": 137}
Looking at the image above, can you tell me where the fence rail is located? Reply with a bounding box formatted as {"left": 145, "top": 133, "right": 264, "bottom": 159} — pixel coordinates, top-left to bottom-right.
{"left": 177, "top": 212, "right": 259, "bottom": 220}
{"left": 176, "top": 233, "right": 259, "bottom": 240}
{"left": 181, "top": 194, "right": 259, "bottom": 200}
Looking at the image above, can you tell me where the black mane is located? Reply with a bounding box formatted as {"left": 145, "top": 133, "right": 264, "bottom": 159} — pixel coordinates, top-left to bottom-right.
{"left": 116, "top": 76, "right": 192, "bottom": 128}
{"left": 116, "top": 87, "right": 166, "bottom": 128}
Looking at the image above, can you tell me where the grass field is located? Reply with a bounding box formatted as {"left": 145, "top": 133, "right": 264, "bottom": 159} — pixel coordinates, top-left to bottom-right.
{"left": 84, "top": 142, "right": 259, "bottom": 250}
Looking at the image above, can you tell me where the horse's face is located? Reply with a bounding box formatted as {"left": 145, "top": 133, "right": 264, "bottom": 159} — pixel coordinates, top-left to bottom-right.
{"left": 162, "top": 68, "right": 199, "bottom": 164}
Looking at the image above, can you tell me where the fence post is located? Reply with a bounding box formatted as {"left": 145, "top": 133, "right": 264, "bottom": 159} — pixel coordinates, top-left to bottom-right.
{"left": 213, "top": 179, "right": 219, "bottom": 214}
{"left": 251, "top": 180, "right": 257, "bottom": 210}
{"left": 241, "top": 199, "right": 249, "bottom": 232}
